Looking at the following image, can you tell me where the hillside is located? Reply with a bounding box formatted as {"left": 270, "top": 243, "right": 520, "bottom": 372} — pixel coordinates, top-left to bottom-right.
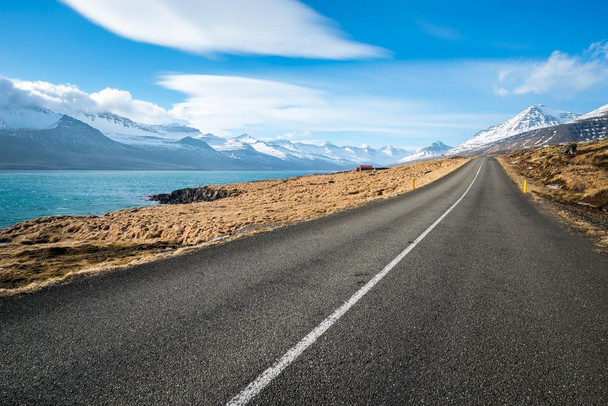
{"left": 498, "top": 140, "right": 608, "bottom": 249}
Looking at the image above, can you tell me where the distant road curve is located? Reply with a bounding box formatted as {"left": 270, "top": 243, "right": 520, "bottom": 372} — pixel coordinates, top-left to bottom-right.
{"left": 1, "top": 158, "right": 607, "bottom": 404}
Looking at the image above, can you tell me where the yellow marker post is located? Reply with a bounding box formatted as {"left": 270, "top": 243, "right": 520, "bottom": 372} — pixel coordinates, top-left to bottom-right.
{"left": 523, "top": 180, "right": 527, "bottom": 194}
{"left": 412, "top": 179, "right": 416, "bottom": 190}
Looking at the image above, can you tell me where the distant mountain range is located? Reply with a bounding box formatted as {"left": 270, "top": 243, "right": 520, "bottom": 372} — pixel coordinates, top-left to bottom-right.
{"left": 398, "top": 141, "right": 452, "bottom": 164}
{"left": 3, "top": 101, "right": 605, "bottom": 170}
{"left": 0, "top": 106, "right": 448, "bottom": 170}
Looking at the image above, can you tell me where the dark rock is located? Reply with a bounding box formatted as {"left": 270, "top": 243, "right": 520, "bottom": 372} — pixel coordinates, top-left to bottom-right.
{"left": 562, "top": 143, "right": 578, "bottom": 154}
{"left": 148, "top": 186, "right": 240, "bottom": 204}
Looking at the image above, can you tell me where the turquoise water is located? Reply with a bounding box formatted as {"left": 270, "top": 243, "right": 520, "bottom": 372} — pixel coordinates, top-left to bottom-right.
{"left": 0, "top": 170, "right": 324, "bottom": 229}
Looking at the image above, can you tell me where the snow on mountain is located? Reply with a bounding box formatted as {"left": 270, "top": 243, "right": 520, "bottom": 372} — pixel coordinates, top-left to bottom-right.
{"left": 191, "top": 133, "right": 415, "bottom": 167}
{"left": 74, "top": 112, "right": 202, "bottom": 142}
{"left": 398, "top": 141, "right": 452, "bottom": 164}
{"left": 575, "top": 103, "right": 608, "bottom": 122}
{"left": 228, "top": 134, "right": 289, "bottom": 159}
{"left": 449, "top": 104, "right": 579, "bottom": 155}
{"left": 0, "top": 107, "right": 63, "bottom": 130}
{"left": 1, "top": 105, "right": 423, "bottom": 169}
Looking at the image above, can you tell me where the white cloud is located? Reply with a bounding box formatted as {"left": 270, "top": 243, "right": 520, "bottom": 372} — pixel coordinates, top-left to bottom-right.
{"left": 497, "top": 42, "right": 608, "bottom": 97}
{"left": 157, "top": 73, "right": 502, "bottom": 139}
{"left": 90, "top": 88, "right": 173, "bottom": 123}
{"left": 3, "top": 77, "right": 174, "bottom": 124}
{"left": 60, "top": 0, "right": 386, "bottom": 59}
{"left": 159, "top": 74, "right": 327, "bottom": 136}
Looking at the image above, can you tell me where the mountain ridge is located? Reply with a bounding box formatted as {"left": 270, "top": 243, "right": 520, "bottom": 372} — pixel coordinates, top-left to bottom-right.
{"left": 0, "top": 106, "right": 447, "bottom": 169}
{"left": 447, "top": 103, "right": 606, "bottom": 156}
{"left": 449, "top": 104, "right": 580, "bottom": 155}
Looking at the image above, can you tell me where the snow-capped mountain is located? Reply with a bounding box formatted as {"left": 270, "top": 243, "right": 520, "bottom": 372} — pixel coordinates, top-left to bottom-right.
{"left": 446, "top": 103, "right": 608, "bottom": 156}
{"left": 0, "top": 105, "right": 437, "bottom": 169}
{"left": 0, "top": 107, "right": 63, "bottom": 130}
{"left": 71, "top": 109, "right": 419, "bottom": 167}
{"left": 197, "top": 134, "right": 416, "bottom": 167}
{"left": 574, "top": 103, "right": 608, "bottom": 122}
{"left": 74, "top": 112, "right": 201, "bottom": 142}
{"left": 398, "top": 141, "right": 452, "bottom": 164}
{"left": 449, "top": 104, "right": 579, "bottom": 155}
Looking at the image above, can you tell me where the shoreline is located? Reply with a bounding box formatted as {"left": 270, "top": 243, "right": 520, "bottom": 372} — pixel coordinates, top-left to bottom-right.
{"left": 0, "top": 169, "right": 328, "bottom": 231}
{"left": 0, "top": 158, "right": 469, "bottom": 296}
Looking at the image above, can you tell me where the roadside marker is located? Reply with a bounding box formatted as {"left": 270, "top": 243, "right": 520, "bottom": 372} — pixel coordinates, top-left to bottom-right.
{"left": 226, "top": 160, "right": 485, "bottom": 406}
{"left": 523, "top": 180, "right": 527, "bottom": 194}
{"left": 412, "top": 179, "right": 416, "bottom": 190}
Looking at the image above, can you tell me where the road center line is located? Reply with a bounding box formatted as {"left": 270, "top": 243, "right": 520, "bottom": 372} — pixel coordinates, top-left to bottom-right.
{"left": 227, "top": 160, "right": 485, "bottom": 406}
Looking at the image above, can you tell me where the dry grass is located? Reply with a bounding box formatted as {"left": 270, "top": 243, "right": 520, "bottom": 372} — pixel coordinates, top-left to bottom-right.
{"left": 0, "top": 157, "right": 469, "bottom": 295}
{"left": 497, "top": 139, "right": 608, "bottom": 250}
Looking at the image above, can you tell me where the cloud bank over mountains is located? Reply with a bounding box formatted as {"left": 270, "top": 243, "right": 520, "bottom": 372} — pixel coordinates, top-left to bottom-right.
{"left": 0, "top": 78, "right": 176, "bottom": 125}
{"left": 1, "top": 75, "right": 496, "bottom": 144}
{"left": 60, "top": 0, "right": 386, "bottom": 59}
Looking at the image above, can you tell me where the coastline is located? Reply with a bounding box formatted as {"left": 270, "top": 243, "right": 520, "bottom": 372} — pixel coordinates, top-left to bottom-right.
{"left": 0, "top": 157, "right": 469, "bottom": 296}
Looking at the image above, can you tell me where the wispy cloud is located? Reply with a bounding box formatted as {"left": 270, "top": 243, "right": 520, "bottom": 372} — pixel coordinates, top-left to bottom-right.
{"left": 158, "top": 74, "right": 326, "bottom": 135}
{"left": 158, "top": 73, "right": 501, "bottom": 138}
{"left": 416, "top": 20, "right": 463, "bottom": 41}
{"left": 60, "top": 0, "right": 387, "bottom": 60}
{"left": 496, "top": 41, "right": 608, "bottom": 97}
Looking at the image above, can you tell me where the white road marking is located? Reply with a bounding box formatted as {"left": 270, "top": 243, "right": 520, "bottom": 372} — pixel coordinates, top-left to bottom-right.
{"left": 227, "top": 160, "right": 485, "bottom": 406}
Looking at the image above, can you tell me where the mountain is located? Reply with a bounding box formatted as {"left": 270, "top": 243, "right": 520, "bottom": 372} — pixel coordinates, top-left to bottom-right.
{"left": 0, "top": 107, "right": 63, "bottom": 130}
{"left": 575, "top": 103, "right": 608, "bottom": 122}
{"left": 0, "top": 109, "right": 248, "bottom": 169}
{"left": 196, "top": 134, "right": 416, "bottom": 167}
{"left": 398, "top": 141, "right": 452, "bottom": 164}
{"left": 449, "top": 104, "right": 579, "bottom": 156}
{"left": 0, "top": 114, "right": 142, "bottom": 169}
{"left": 0, "top": 106, "right": 428, "bottom": 170}
{"left": 463, "top": 108, "right": 608, "bottom": 156}
{"left": 75, "top": 112, "right": 200, "bottom": 142}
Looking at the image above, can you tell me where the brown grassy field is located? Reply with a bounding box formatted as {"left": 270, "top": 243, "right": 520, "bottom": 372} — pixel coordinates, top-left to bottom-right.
{"left": 0, "top": 157, "right": 468, "bottom": 295}
{"left": 497, "top": 139, "right": 608, "bottom": 250}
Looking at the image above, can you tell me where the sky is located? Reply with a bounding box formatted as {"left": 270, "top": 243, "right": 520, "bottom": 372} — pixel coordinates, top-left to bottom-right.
{"left": 1, "top": 0, "right": 607, "bottom": 148}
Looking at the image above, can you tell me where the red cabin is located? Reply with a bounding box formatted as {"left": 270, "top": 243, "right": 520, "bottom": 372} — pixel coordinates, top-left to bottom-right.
{"left": 354, "top": 165, "right": 374, "bottom": 172}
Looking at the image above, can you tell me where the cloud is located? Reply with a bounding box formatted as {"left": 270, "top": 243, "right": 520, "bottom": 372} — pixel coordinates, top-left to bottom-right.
{"left": 90, "top": 88, "right": 173, "bottom": 123}
{"left": 159, "top": 74, "right": 327, "bottom": 136}
{"left": 497, "top": 41, "right": 608, "bottom": 97}
{"left": 156, "top": 73, "right": 502, "bottom": 139}
{"left": 416, "top": 21, "right": 464, "bottom": 41}
{"left": 60, "top": 0, "right": 386, "bottom": 60}
{"left": 3, "top": 77, "right": 174, "bottom": 124}
{"left": 0, "top": 78, "right": 39, "bottom": 108}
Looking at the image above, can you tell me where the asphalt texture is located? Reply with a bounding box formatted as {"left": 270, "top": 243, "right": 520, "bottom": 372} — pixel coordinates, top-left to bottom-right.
{"left": 1, "top": 158, "right": 607, "bottom": 405}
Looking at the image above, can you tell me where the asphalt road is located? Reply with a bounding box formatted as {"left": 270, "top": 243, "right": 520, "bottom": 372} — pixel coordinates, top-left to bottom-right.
{"left": 1, "top": 158, "right": 607, "bottom": 405}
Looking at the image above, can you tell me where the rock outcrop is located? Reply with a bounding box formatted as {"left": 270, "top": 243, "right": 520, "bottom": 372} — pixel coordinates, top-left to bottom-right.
{"left": 149, "top": 186, "right": 240, "bottom": 204}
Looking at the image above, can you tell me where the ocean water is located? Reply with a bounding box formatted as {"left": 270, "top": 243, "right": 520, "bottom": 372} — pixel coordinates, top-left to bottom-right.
{"left": 0, "top": 170, "right": 324, "bottom": 230}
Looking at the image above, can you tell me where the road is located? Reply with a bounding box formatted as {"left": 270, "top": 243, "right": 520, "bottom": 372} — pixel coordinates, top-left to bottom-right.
{"left": 1, "top": 158, "right": 607, "bottom": 404}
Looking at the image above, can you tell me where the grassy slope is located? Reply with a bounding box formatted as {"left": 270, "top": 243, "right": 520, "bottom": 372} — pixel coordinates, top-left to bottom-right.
{"left": 497, "top": 139, "right": 608, "bottom": 251}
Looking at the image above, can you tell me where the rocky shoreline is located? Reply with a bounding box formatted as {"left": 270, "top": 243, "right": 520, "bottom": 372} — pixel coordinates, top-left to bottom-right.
{"left": 149, "top": 186, "right": 240, "bottom": 204}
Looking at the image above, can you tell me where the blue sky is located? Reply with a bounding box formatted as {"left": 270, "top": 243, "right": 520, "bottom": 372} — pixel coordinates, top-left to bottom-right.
{"left": 1, "top": 0, "right": 608, "bottom": 148}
